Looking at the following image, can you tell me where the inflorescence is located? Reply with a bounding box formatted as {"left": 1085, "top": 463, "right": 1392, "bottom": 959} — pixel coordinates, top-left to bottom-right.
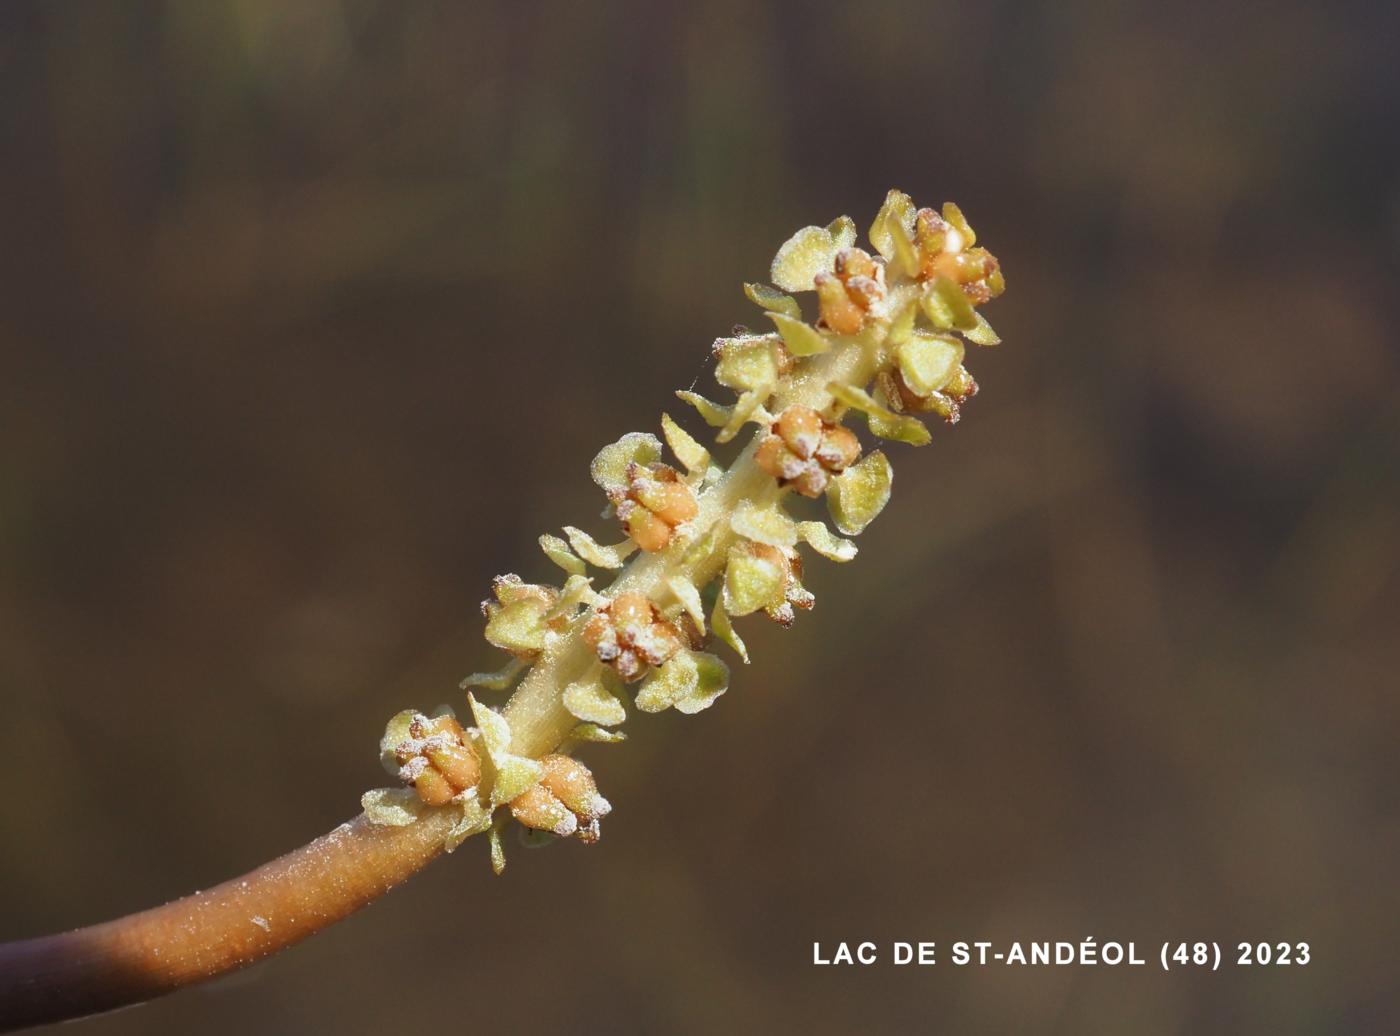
{"left": 362, "top": 190, "right": 1005, "bottom": 873}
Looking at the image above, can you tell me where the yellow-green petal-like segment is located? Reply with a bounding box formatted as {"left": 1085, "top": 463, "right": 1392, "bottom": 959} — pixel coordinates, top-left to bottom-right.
{"left": 379, "top": 709, "right": 419, "bottom": 776}
{"left": 468, "top": 693, "right": 510, "bottom": 754}
{"left": 562, "top": 673, "right": 627, "bottom": 727}
{"left": 716, "top": 389, "right": 770, "bottom": 444}
{"left": 887, "top": 212, "right": 921, "bottom": 278}
{"left": 869, "top": 189, "right": 915, "bottom": 264}
{"left": 468, "top": 694, "right": 543, "bottom": 808}
{"left": 484, "top": 598, "right": 549, "bottom": 655}
{"left": 771, "top": 222, "right": 847, "bottom": 293}
{"left": 867, "top": 402, "right": 932, "bottom": 447}
{"left": 675, "top": 390, "right": 731, "bottom": 428}
{"left": 886, "top": 299, "right": 917, "bottom": 347}
{"left": 570, "top": 723, "right": 627, "bottom": 744}
{"left": 896, "top": 332, "right": 964, "bottom": 397}
{"left": 661, "top": 412, "right": 710, "bottom": 475}
{"left": 539, "top": 533, "right": 586, "bottom": 577}
{"left": 827, "top": 450, "right": 893, "bottom": 535}
{"left": 767, "top": 312, "right": 830, "bottom": 356}
{"left": 564, "top": 526, "right": 638, "bottom": 569}
{"left": 444, "top": 797, "right": 492, "bottom": 852}
{"left": 635, "top": 649, "right": 730, "bottom": 715}
{"left": 964, "top": 311, "right": 1001, "bottom": 346}
{"left": 722, "top": 545, "right": 786, "bottom": 616}
{"left": 730, "top": 499, "right": 798, "bottom": 547}
{"left": 796, "top": 520, "right": 858, "bottom": 562}
{"left": 489, "top": 821, "right": 507, "bottom": 876}
{"left": 667, "top": 575, "right": 707, "bottom": 633}
{"left": 827, "top": 215, "right": 857, "bottom": 252}
{"left": 941, "top": 201, "right": 976, "bottom": 248}
{"left": 711, "top": 596, "right": 749, "bottom": 664}
{"left": 361, "top": 787, "right": 426, "bottom": 827}
{"left": 677, "top": 651, "right": 730, "bottom": 715}
{"left": 714, "top": 335, "right": 783, "bottom": 392}
{"left": 829, "top": 381, "right": 931, "bottom": 446}
{"left": 460, "top": 657, "right": 527, "bottom": 692}
{"left": 544, "top": 574, "right": 597, "bottom": 624}
{"left": 920, "top": 276, "right": 979, "bottom": 332}
{"left": 743, "top": 282, "right": 802, "bottom": 320}
{"left": 590, "top": 431, "right": 662, "bottom": 491}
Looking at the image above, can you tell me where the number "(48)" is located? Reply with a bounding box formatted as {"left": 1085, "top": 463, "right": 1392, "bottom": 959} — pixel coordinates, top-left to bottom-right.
{"left": 1172, "top": 943, "right": 1212, "bottom": 966}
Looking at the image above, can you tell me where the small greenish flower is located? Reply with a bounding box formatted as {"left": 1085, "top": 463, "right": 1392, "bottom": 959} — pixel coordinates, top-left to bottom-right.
{"left": 482, "top": 575, "right": 565, "bottom": 658}
{"left": 581, "top": 591, "right": 697, "bottom": 682}
{"left": 378, "top": 707, "right": 481, "bottom": 807}
{"left": 754, "top": 404, "right": 862, "bottom": 498}
{"left": 814, "top": 247, "right": 887, "bottom": 335}
{"left": 508, "top": 754, "right": 613, "bottom": 847}
{"left": 723, "top": 541, "right": 813, "bottom": 628}
{"left": 590, "top": 431, "right": 662, "bottom": 490}
{"left": 363, "top": 707, "right": 491, "bottom": 851}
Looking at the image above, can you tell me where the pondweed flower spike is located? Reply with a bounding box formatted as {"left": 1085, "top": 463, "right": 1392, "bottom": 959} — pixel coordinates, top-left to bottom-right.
{"left": 371, "top": 187, "right": 1005, "bottom": 872}
{"left": 0, "top": 190, "right": 1004, "bottom": 1031}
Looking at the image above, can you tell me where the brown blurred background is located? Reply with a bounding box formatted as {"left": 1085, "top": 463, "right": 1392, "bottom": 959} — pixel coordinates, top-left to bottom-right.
{"left": 2, "top": 1, "right": 1398, "bottom": 1032}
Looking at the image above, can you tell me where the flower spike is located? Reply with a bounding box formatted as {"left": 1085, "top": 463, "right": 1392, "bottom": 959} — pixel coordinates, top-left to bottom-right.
{"left": 366, "top": 190, "right": 1007, "bottom": 873}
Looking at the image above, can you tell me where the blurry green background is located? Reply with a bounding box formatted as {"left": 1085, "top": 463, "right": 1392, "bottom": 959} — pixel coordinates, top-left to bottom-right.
{"left": 2, "top": 1, "right": 1398, "bottom": 1032}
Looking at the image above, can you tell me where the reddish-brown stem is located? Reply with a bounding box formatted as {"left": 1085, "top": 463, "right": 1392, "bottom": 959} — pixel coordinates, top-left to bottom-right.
{"left": 0, "top": 809, "right": 456, "bottom": 1032}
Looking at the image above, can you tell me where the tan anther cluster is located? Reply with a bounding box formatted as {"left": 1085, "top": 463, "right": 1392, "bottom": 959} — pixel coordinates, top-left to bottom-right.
{"left": 582, "top": 590, "right": 698, "bottom": 681}
{"left": 912, "top": 207, "right": 1004, "bottom": 304}
{"left": 814, "top": 247, "right": 886, "bottom": 334}
{"left": 754, "top": 405, "right": 862, "bottom": 498}
{"left": 610, "top": 461, "right": 699, "bottom": 553}
{"left": 509, "top": 754, "right": 613, "bottom": 844}
{"left": 392, "top": 713, "right": 482, "bottom": 807}
{"left": 877, "top": 364, "right": 980, "bottom": 425}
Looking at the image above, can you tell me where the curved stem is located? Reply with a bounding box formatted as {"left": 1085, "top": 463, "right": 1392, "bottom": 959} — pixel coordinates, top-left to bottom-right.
{"left": 0, "top": 809, "right": 456, "bottom": 1033}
